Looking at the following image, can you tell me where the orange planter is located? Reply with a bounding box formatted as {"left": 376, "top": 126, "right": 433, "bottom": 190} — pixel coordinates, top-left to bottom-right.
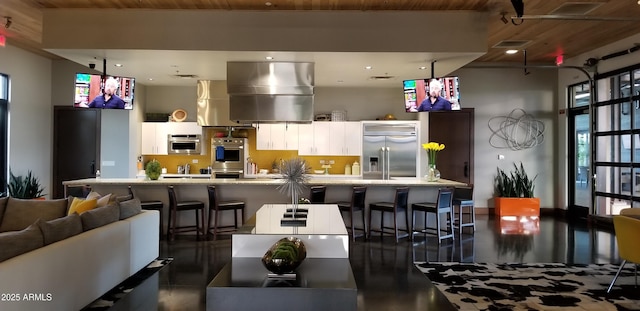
{"left": 494, "top": 197, "right": 540, "bottom": 216}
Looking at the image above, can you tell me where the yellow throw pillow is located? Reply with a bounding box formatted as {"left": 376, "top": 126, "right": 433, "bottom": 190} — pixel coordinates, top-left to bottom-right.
{"left": 67, "top": 197, "right": 98, "bottom": 215}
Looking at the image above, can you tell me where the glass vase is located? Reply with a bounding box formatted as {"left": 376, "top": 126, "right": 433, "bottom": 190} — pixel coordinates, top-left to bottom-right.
{"left": 426, "top": 163, "right": 441, "bottom": 182}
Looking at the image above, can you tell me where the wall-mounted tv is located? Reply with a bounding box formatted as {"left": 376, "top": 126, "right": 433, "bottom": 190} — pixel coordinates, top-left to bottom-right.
{"left": 403, "top": 76, "right": 460, "bottom": 112}
{"left": 74, "top": 73, "right": 135, "bottom": 110}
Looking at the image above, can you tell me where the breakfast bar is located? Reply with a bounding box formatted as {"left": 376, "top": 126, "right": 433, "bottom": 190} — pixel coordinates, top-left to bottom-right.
{"left": 63, "top": 177, "right": 467, "bottom": 237}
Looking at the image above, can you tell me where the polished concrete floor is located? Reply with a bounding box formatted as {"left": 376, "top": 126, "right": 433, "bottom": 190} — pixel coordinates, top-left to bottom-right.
{"left": 113, "top": 214, "right": 620, "bottom": 310}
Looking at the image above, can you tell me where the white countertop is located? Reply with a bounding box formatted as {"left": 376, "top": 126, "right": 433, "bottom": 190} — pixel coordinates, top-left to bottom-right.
{"left": 64, "top": 177, "right": 466, "bottom": 187}
{"left": 253, "top": 204, "right": 348, "bottom": 235}
{"left": 244, "top": 173, "right": 358, "bottom": 179}
{"left": 135, "top": 173, "right": 211, "bottom": 179}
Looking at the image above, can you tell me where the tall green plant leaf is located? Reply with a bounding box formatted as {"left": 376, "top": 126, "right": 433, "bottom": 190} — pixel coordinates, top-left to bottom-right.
{"left": 494, "top": 162, "right": 536, "bottom": 198}
{"left": 8, "top": 170, "right": 45, "bottom": 199}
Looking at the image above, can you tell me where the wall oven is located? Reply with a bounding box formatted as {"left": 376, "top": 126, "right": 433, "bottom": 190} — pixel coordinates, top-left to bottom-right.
{"left": 211, "top": 138, "right": 247, "bottom": 178}
{"left": 168, "top": 134, "right": 202, "bottom": 154}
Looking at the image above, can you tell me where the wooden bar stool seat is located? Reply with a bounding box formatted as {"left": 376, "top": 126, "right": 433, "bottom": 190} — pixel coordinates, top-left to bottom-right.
{"left": 128, "top": 185, "right": 164, "bottom": 239}
{"left": 368, "top": 187, "right": 410, "bottom": 243}
{"left": 309, "top": 186, "right": 327, "bottom": 203}
{"left": 167, "top": 185, "right": 205, "bottom": 241}
{"left": 453, "top": 185, "right": 475, "bottom": 235}
{"left": 206, "top": 185, "right": 245, "bottom": 240}
{"left": 332, "top": 186, "right": 367, "bottom": 242}
{"left": 412, "top": 187, "right": 454, "bottom": 244}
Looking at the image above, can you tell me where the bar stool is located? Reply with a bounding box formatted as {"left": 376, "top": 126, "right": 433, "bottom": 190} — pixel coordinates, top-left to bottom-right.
{"left": 128, "top": 185, "right": 165, "bottom": 239}
{"left": 206, "top": 185, "right": 245, "bottom": 240}
{"left": 453, "top": 185, "right": 475, "bottom": 235}
{"left": 412, "top": 187, "right": 454, "bottom": 244}
{"left": 368, "top": 187, "right": 410, "bottom": 243}
{"left": 309, "top": 186, "right": 327, "bottom": 203}
{"left": 167, "top": 185, "right": 205, "bottom": 241}
{"left": 333, "top": 186, "right": 367, "bottom": 242}
{"left": 67, "top": 185, "right": 92, "bottom": 198}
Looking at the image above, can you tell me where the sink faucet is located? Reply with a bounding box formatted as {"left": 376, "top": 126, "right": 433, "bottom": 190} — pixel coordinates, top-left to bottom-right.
{"left": 184, "top": 163, "right": 190, "bottom": 174}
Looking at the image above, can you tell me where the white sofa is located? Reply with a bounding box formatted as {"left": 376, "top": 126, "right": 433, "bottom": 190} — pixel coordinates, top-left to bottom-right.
{"left": 0, "top": 209, "right": 159, "bottom": 311}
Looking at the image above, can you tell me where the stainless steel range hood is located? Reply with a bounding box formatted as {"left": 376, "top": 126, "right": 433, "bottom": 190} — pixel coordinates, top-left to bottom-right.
{"left": 197, "top": 80, "right": 251, "bottom": 127}
{"left": 227, "top": 62, "right": 314, "bottom": 123}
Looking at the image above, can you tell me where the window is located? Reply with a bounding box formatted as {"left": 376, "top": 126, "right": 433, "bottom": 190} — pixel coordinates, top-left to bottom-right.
{"left": 592, "top": 64, "right": 640, "bottom": 216}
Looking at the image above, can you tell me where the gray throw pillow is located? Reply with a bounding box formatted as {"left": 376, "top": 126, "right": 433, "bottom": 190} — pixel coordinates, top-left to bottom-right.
{"left": 80, "top": 203, "right": 120, "bottom": 231}
{"left": 0, "top": 197, "right": 8, "bottom": 227}
{"left": 0, "top": 222, "right": 44, "bottom": 262}
{"left": 119, "top": 198, "right": 142, "bottom": 220}
{"left": 0, "top": 198, "right": 68, "bottom": 233}
{"left": 37, "top": 213, "right": 83, "bottom": 245}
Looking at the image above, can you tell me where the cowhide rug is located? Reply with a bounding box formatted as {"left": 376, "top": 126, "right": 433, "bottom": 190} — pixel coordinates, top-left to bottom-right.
{"left": 416, "top": 262, "right": 640, "bottom": 311}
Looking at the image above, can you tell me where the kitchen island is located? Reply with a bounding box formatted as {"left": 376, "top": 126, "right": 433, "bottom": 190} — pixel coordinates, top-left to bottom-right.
{"left": 63, "top": 177, "right": 466, "bottom": 237}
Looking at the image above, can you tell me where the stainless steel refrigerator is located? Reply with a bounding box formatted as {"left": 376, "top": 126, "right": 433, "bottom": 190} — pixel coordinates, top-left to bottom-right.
{"left": 362, "top": 122, "right": 418, "bottom": 180}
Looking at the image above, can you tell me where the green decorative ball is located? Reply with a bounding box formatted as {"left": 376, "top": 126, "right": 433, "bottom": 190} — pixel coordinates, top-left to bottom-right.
{"left": 145, "top": 160, "right": 162, "bottom": 180}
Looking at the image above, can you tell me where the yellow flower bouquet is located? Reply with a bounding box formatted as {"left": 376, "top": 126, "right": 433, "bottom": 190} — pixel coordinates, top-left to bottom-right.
{"left": 422, "top": 142, "right": 445, "bottom": 166}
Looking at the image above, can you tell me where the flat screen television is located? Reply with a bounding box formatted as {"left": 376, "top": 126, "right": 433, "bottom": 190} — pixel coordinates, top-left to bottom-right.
{"left": 74, "top": 73, "right": 135, "bottom": 110}
{"left": 403, "top": 76, "right": 460, "bottom": 112}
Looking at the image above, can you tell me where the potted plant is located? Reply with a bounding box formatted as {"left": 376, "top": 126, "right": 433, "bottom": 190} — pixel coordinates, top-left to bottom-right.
{"left": 494, "top": 162, "right": 540, "bottom": 216}
{"left": 145, "top": 159, "right": 162, "bottom": 180}
{"left": 8, "top": 170, "right": 46, "bottom": 199}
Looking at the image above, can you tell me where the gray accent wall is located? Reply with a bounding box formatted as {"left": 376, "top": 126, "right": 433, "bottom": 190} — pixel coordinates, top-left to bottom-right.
{"left": 0, "top": 45, "right": 53, "bottom": 197}
{"left": 100, "top": 109, "right": 131, "bottom": 178}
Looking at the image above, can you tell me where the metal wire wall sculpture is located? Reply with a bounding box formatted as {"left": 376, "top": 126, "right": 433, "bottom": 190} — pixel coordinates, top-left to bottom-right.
{"left": 489, "top": 108, "right": 545, "bottom": 150}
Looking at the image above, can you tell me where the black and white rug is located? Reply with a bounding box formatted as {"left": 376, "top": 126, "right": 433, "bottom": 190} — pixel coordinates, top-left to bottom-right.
{"left": 416, "top": 262, "right": 640, "bottom": 311}
{"left": 83, "top": 257, "right": 173, "bottom": 310}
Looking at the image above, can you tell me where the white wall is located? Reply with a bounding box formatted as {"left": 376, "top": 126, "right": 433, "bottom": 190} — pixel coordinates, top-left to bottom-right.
{"left": 0, "top": 45, "right": 53, "bottom": 197}
{"left": 453, "top": 67, "right": 558, "bottom": 208}
{"left": 145, "top": 86, "right": 197, "bottom": 121}
{"left": 314, "top": 87, "right": 417, "bottom": 121}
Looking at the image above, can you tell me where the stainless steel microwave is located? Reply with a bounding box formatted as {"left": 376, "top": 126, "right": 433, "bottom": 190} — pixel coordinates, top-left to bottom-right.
{"left": 168, "top": 134, "right": 201, "bottom": 154}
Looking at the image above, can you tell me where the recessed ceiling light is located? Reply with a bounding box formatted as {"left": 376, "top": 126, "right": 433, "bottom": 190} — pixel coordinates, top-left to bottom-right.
{"left": 419, "top": 66, "right": 427, "bottom": 70}
{"left": 265, "top": 2, "right": 272, "bottom": 6}
{"left": 365, "top": 66, "right": 372, "bottom": 70}
{"left": 114, "top": 63, "right": 123, "bottom": 67}
{"left": 148, "top": 78, "right": 154, "bottom": 81}
{"left": 265, "top": 56, "right": 274, "bottom": 60}
{"left": 506, "top": 50, "right": 519, "bottom": 54}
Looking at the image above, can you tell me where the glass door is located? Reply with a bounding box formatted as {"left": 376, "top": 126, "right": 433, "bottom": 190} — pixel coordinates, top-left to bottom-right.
{"left": 568, "top": 108, "right": 591, "bottom": 218}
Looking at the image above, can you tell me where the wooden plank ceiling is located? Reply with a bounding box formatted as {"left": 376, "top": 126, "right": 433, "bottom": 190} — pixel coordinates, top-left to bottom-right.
{"left": 0, "top": 0, "right": 639, "bottom": 64}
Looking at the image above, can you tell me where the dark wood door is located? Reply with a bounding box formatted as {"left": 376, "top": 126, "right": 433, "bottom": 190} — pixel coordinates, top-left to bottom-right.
{"left": 53, "top": 107, "right": 100, "bottom": 198}
{"left": 428, "top": 108, "right": 474, "bottom": 184}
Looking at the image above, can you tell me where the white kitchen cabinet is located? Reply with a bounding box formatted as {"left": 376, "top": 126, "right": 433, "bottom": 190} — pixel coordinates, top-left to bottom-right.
{"left": 168, "top": 122, "right": 202, "bottom": 135}
{"left": 283, "top": 124, "right": 299, "bottom": 150}
{"left": 300, "top": 122, "right": 361, "bottom": 156}
{"left": 328, "top": 121, "right": 362, "bottom": 156}
{"left": 343, "top": 121, "right": 362, "bottom": 155}
{"left": 256, "top": 123, "right": 299, "bottom": 150}
{"left": 141, "top": 122, "right": 169, "bottom": 155}
{"left": 298, "top": 122, "right": 331, "bottom": 155}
